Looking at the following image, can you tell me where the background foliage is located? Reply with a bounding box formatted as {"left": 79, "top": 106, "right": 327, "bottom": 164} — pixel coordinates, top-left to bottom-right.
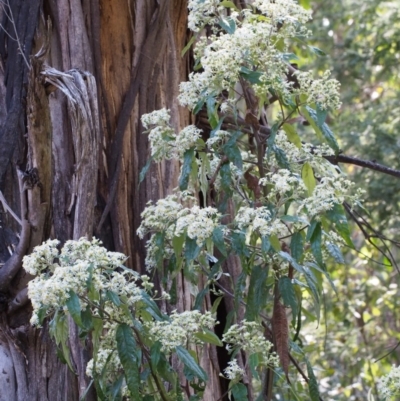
{"left": 299, "top": 0, "right": 400, "bottom": 399}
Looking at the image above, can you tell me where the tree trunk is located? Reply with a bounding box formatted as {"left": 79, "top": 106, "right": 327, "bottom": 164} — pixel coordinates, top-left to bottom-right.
{"left": 0, "top": 1, "right": 212, "bottom": 400}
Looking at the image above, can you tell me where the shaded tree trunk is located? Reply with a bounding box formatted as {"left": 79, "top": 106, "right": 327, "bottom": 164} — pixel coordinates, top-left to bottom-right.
{"left": 0, "top": 1, "right": 225, "bottom": 400}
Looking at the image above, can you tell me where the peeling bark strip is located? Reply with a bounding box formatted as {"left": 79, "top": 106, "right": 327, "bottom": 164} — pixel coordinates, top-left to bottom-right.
{"left": 272, "top": 298, "right": 290, "bottom": 379}
{"left": 42, "top": 67, "right": 100, "bottom": 239}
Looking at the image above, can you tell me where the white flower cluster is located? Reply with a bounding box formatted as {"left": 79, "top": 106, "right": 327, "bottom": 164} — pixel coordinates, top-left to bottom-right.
{"left": 206, "top": 129, "right": 230, "bottom": 148}
{"left": 179, "top": 21, "right": 288, "bottom": 110}
{"left": 296, "top": 70, "right": 342, "bottom": 110}
{"left": 24, "top": 237, "right": 141, "bottom": 326}
{"left": 378, "top": 365, "right": 400, "bottom": 400}
{"left": 141, "top": 109, "right": 202, "bottom": 161}
{"left": 137, "top": 195, "right": 183, "bottom": 239}
{"left": 187, "top": 0, "right": 224, "bottom": 32}
{"left": 235, "top": 206, "right": 289, "bottom": 238}
{"left": 148, "top": 310, "right": 217, "bottom": 354}
{"left": 176, "top": 206, "right": 220, "bottom": 245}
{"left": 262, "top": 169, "right": 306, "bottom": 198}
{"left": 23, "top": 239, "right": 60, "bottom": 275}
{"left": 223, "top": 359, "right": 245, "bottom": 381}
{"left": 223, "top": 321, "right": 279, "bottom": 367}
{"left": 137, "top": 195, "right": 220, "bottom": 269}
{"left": 180, "top": 1, "right": 314, "bottom": 111}
{"left": 297, "top": 176, "right": 355, "bottom": 217}
{"left": 253, "top": 0, "right": 312, "bottom": 25}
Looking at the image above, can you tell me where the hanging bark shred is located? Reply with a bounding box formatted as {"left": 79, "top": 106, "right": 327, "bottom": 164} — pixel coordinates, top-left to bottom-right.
{"left": 272, "top": 297, "right": 290, "bottom": 379}
{"left": 41, "top": 66, "right": 100, "bottom": 239}
{"left": 244, "top": 169, "right": 261, "bottom": 200}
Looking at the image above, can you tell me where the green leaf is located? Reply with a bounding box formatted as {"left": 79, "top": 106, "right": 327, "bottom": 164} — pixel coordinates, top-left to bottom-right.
{"left": 223, "top": 134, "right": 243, "bottom": 170}
{"left": 179, "top": 148, "right": 195, "bottom": 191}
{"left": 279, "top": 277, "right": 299, "bottom": 318}
{"left": 316, "top": 104, "right": 328, "bottom": 125}
{"left": 194, "top": 286, "right": 209, "bottom": 311}
{"left": 310, "top": 222, "right": 324, "bottom": 267}
{"left": 279, "top": 251, "right": 304, "bottom": 274}
{"left": 249, "top": 353, "right": 260, "bottom": 380}
{"left": 308, "top": 45, "right": 326, "bottom": 57}
{"left": 220, "top": 0, "right": 239, "bottom": 10}
{"left": 304, "top": 106, "right": 339, "bottom": 153}
{"left": 108, "top": 375, "right": 124, "bottom": 401}
{"left": 207, "top": 96, "right": 219, "bottom": 129}
{"left": 273, "top": 146, "right": 290, "bottom": 169}
{"left": 139, "top": 157, "right": 153, "bottom": 184}
{"left": 270, "top": 234, "right": 281, "bottom": 252}
{"left": 239, "top": 66, "right": 263, "bottom": 84}
{"left": 245, "top": 265, "right": 268, "bottom": 321}
{"left": 185, "top": 237, "right": 201, "bottom": 262}
{"left": 49, "top": 312, "right": 75, "bottom": 373}
{"left": 306, "top": 219, "right": 318, "bottom": 242}
{"left": 106, "top": 290, "right": 121, "bottom": 307}
{"left": 181, "top": 35, "right": 196, "bottom": 57}
{"left": 193, "top": 98, "right": 205, "bottom": 115}
{"left": 302, "top": 162, "right": 316, "bottom": 196}
{"left": 140, "top": 290, "right": 165, "bottom": 321}
{"left": 66, "top": 290, "right": 83, "bottom": 328}
{"left": 290, "top": 231, "right": 304, "bottom": 263}
{"left": 283, "top": 123, "right": 302, "bottom": 148}
{"left": 194, "top": 329, "right": 223, "bottom": 347}
{"left": 218, "top": 17, "right": 236, "bottom": 34}
{"left": 231, "top": 383, "right": 248, "bottom": 401}
{"left": 211, "top": 296, "right": 223, "bottom": 314}
{"left": 81, "top": 305, "right": 93, "bottom": 332}
{"left": 306, "top": 360, "right": 321, "bottom": 401}
{"left": 220, "top": 162, "right": 232, "bottom": 195}
{"left": 173, "top": 234, "right": 186, "bottom": 267}
{"left": 212, "top": 226, "right": 227, "bottom": 257}
{"left": 116, "top": 324, "right": 141, "bottom": 399}
{"left": 267, "top": 122, "right": 280, "bottom": 159}
{"left": 261, "top": 236, "right": 271, "bottom": 253}
{"left": 303, "top": 267, "right": 320, "bottom": 321}
{"left": 326, "top": 242, "right": 345, "bottom": 264}
{"left": 326, "top": 203, "right": 354, "bottom": 248}
{"left": 176, "top": 346, "right": 208, "bottom": 382}
{"left": 231, "top": 231, "right": 250, "bottom": 257}
{"left": 150, "top": 341, "right": 162, "bottom": 367}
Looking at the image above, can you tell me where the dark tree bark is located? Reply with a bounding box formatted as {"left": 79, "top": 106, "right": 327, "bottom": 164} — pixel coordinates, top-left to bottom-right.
{"left": 0, "top": 1, "right": 219, "bottom": 400}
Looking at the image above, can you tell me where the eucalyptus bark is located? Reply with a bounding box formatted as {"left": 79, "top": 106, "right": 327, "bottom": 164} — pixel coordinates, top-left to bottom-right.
{"left": 0, "top": 1, "right": 208, "bottom": 400}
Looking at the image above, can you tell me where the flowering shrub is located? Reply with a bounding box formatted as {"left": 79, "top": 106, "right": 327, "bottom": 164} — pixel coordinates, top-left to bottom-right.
{"left": 25, "top": 1, "right": 369, "bottom": 400}
{"left": 378, "top": 366, "right": 400, "bottom": 400}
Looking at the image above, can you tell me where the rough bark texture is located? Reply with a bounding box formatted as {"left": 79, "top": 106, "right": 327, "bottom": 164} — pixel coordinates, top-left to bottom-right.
{"left": 0, "top": 1, "right": 214, "bottom": 400}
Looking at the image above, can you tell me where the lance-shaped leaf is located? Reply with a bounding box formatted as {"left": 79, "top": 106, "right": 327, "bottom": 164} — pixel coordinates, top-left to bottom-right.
{"left": 290, "top": 231, "right": 304, "bottom": 263}
{"left": 278, "top": 277, "right": 299, "bottom": 319}
{"left": 176, "top": 346, "right": 208, "bottom": 382}
{"left": 231, "top": 383, "right": 248, "bottom": 401}
{"left": 307, "top": 360, "right": 321, "bottom": 401}
{"left": 116, "top": 324, "right": 141, "bottom": 399}
{"left": 245, "top": 265, "right": 268, "bottom": 321}
{"left": 179, "top": 148, "right": 195, "bottom": 190}
{"left": 326, "top": 203, "right": 354, "bottom": 248}
{"left": 194, "top": 329, "right": 223, "bottom": 347}
{"left": 302, "top": 162, "right": 316, "bottom": 196}
{"left": 66, "top": 290, "right": 83, "bottom": 328}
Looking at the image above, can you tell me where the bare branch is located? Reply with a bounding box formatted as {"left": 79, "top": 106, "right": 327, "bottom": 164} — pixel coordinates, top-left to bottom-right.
{"left": 325, "top": 154, "right": 400, "bottom": 178}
